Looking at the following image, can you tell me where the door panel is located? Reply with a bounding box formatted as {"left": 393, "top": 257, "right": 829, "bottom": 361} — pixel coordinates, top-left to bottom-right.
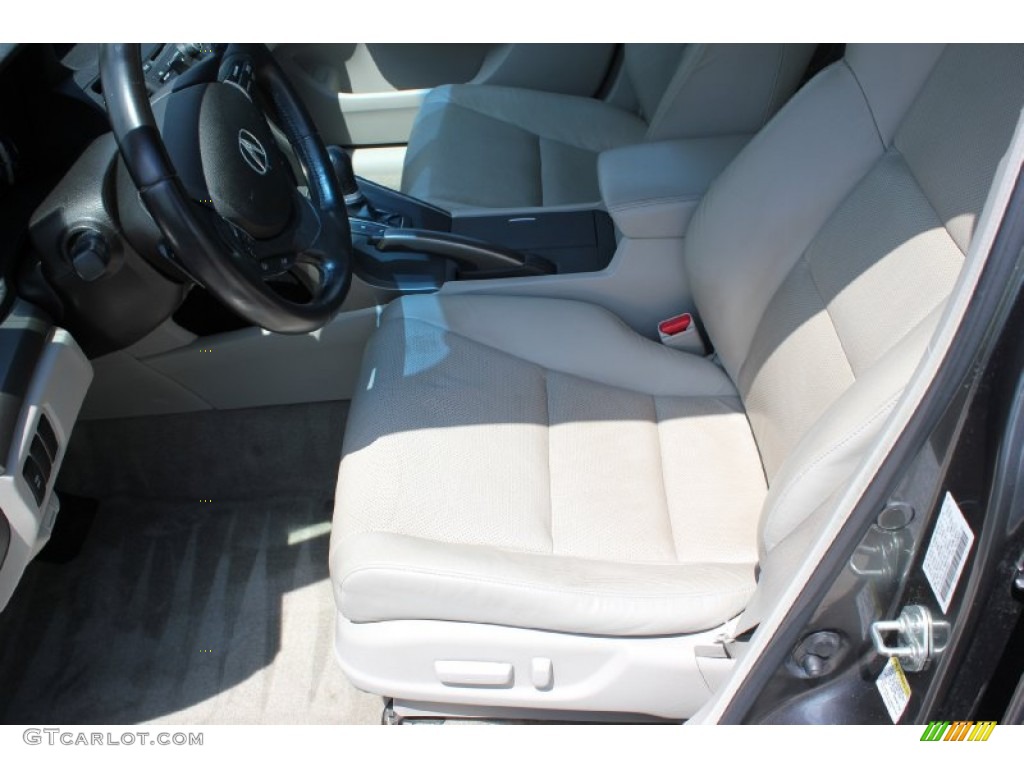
{"left": 272, "top": 43, "right": 616, "bottom": 147}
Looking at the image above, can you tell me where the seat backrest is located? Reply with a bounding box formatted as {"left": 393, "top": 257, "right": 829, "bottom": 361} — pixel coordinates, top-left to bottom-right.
{"left": 621, "top": 44, "right": 688, "bottom": 122}
{"left": 683, "top": 45, "right": 1024, "bottom": 583}
{"left": 622, "top": 44, "right": 817, "bottom": 141}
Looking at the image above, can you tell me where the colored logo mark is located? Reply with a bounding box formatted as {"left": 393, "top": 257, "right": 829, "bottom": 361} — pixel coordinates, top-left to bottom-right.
{"left": 920, "top": 721, "right": 997, "bottom": 741}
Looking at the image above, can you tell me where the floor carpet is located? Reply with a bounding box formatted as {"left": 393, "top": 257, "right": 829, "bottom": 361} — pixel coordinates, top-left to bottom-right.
{"left": 0, "top": 402, "right": 382, "bottom": 724}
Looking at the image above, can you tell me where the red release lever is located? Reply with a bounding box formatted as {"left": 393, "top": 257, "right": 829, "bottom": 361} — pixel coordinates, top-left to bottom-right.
{"left": 658, "top": 313, "right": 692, "bottom": 336}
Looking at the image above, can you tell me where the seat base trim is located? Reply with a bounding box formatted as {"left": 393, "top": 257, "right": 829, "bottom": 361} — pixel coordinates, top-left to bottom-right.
{"left": 335, "top": 613, "right": 737, "bottom": 720}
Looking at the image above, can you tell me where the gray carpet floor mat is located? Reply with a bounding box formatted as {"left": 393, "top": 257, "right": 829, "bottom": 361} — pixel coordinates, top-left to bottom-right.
{"left": 0, "top": 493, "right": 381, "bottom": 724}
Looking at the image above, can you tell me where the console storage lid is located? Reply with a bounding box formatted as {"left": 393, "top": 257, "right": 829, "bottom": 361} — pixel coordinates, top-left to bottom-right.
{"left": 598, "top": 136, "right": 749, "bottom": 239}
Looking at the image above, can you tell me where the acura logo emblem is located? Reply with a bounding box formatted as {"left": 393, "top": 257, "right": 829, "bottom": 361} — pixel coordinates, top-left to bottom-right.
{"left": 238, "top": 129, "right": 269, "bottom": 175}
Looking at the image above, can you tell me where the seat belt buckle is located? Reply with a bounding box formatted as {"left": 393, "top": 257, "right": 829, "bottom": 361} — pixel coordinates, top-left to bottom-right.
{"left": 657, "top": 312, "right": 705, "bottom": 354}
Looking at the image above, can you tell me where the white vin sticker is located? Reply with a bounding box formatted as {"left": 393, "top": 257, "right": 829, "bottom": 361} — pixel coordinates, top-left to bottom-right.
{"left": 922, "top": 492, "right": 975, "bottom": 613}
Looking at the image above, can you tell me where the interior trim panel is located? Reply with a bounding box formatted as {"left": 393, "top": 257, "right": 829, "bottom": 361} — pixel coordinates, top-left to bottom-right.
{"left": 0, "top": 303, "right": 92, "bottom": 610}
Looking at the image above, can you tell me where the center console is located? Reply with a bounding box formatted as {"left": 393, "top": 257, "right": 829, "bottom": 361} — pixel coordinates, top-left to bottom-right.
{"left": 333, "top": 136, "right": 749, "bottom": 304}
{"left": 343, "top": 172, "right": 617, "bottom": 297}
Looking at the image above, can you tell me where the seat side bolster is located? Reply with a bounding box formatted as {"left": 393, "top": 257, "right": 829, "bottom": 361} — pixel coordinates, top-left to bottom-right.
{"left": 758, "top": 302, "right": 941, "bottom": 555}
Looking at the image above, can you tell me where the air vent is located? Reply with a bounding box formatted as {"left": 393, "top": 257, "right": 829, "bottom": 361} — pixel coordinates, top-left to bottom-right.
{"left": 22, "top": 414, "right": 58, "bottom": 508}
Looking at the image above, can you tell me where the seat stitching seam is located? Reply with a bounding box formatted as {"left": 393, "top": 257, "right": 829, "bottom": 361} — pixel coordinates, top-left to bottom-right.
{"left": 651, "top": 396, "right": 680, "bottom": 562}
{"left": 645, "top": 43, "right": 700, "bottom": 138}
{"left": 538, "top": 133, "right": 608, "bottom": 155}
{"left": 542, "top": 368, "right": 555, "bottom": 555}
{"left": 866, "top": 294, "right": 955, "bottom": 380}
{"left": 759, "top": 45, "right": 787, "bottom": 127}
{"left": 803, "top": 252, "right": 859, "bottom": 380}
{"left": 536, "top": 134, "right": 545, "bottom": 206}
{"left": 446, "top": 99, "right": 644, "bottom": 151}
{"left": 387, "top": 315, "right": 738, "bottom": 398}
{"left": 608, "top": 194, "right": 703, "bottom": 211}
{"left": 843, "top": 59, "right": 886, "bottom": 148}
{"left": 341, "top": 566, "right": 755, "bottom": 601}
{"left": 897, "top": 149, "right": 969, "bottom": 257}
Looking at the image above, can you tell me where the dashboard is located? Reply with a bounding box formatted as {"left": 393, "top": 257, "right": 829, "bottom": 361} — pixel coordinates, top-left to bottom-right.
{"left": 0, "top": 44, "right": 212, "bottom": 270}
{"left": 61, "top": 43, "right": 214, "bottom": 107}
{"left": 0, "top": 46, "right": 110, "bottom": 299}
{"left": 0, "top": 44, "right": 208, "bottom": 611}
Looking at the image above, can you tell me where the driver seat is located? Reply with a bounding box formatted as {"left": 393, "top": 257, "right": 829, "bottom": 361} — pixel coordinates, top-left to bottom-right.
{"left": 330, "top": 44, "right": 1024, "bottom": 719}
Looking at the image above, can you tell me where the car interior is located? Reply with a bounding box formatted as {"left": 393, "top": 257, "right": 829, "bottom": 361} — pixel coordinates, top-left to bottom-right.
{"left": 0, "top": 41, "right": 1022, "bottom": 725}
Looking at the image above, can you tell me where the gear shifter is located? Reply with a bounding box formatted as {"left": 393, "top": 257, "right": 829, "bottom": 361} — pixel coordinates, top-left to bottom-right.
{"left": 327, "top": 146, "right": 365, "bottom": 208}
{"left": 327, "top": 145, "right": 406, "bottom": 226}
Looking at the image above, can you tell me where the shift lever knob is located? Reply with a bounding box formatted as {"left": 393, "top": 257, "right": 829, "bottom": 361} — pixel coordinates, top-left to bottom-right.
{"left": 327, "top": 146, "right": 364, "bottom": 206}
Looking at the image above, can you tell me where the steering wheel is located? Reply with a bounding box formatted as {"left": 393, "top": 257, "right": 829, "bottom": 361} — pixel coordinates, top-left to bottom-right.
{"left": 99, "top": 43, "right": 352, "bottom": 333}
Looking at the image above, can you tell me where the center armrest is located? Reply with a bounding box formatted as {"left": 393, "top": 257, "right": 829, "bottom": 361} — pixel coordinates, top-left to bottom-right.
{"left": 598, "top": 136, "right": 750, "bottom": 239}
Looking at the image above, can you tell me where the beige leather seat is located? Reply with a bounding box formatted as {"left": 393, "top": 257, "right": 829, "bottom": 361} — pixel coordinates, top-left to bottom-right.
{"left": 332, "top": 45, "right": 1024, "bottom": 719}
{"left": 401, "top": 44, "right": 815, "bottom": 210}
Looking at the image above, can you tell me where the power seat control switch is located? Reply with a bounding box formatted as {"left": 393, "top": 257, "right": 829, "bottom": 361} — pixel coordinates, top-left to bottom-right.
{"left": 870, "top": 604, "right": 950, "bottom": 673}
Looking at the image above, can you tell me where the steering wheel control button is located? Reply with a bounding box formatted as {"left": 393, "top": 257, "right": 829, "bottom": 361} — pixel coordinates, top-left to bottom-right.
{"left": 224, "top": 58, "right": 256, "bottom": 100}
{"left": 67, "top": 229, "right": 111, "bottom": 282}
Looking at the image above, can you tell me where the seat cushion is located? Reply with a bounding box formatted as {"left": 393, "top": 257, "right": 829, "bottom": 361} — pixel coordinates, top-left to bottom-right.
{"left": 401, "top": 85, "right": 646, "bottom": 211}
{"left": 330, "top": 295, "right": 768, "bottom": 636}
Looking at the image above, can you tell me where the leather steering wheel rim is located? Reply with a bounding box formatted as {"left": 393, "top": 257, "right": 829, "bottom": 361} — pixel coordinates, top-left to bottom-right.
{"left": 99, "top": 43, "right": 352, "bottom": 334}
